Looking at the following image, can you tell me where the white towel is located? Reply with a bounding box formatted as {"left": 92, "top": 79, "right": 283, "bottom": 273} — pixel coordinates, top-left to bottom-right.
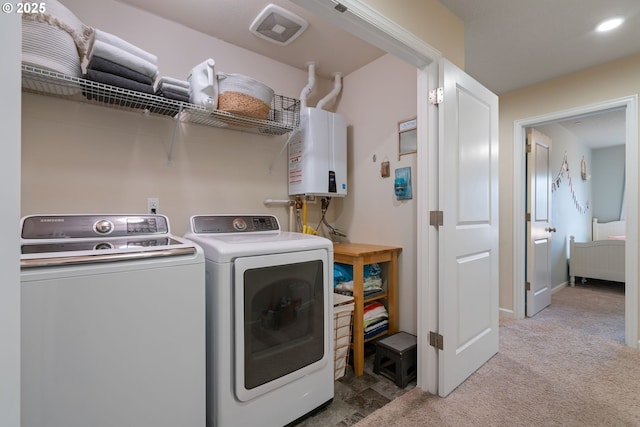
{"left": 157, "top": 82, "right": 189, "bottom": 95}
{"left": 94, "top": 28, "right": 157, "bottom": 65}
{"left": 90, "top": 39, "right": 158, "bottom": 79}
{"left": 363, "top": 306, "right": 388, "bottom": 322}
{"left": 157, "top": 76, "right": 190, "bottom": 89}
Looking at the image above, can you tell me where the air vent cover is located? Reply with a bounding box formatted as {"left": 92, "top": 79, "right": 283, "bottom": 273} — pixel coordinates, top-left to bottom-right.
{"left": 249, "top": 4, "right": 308, "bottom": 46}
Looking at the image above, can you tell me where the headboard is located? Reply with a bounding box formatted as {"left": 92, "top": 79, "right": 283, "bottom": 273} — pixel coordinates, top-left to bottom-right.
{"left": 593, "top": 218, "right": 626, "bottom": 241}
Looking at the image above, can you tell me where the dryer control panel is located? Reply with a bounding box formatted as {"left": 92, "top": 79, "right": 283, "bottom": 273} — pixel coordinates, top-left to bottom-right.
{"left": 191, "top": 215, "right": 280, "bottom": 234}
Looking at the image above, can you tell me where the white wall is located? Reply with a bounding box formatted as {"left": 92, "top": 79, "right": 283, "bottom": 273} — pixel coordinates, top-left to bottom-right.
{"left": 0, "top": 11, "right": 22, "bottom": 427}
{"left": 336, "top": 54, "right": 418, "bottom": 334}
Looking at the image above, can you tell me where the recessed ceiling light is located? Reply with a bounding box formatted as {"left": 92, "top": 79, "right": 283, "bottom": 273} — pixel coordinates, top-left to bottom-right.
{"left": 596, "top": 17, "right": 624, "bottom": 33}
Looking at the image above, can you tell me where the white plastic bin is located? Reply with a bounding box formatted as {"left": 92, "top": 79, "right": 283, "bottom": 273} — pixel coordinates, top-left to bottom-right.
{"left": 333, "top": 293, "right": 354, "bottom": 380}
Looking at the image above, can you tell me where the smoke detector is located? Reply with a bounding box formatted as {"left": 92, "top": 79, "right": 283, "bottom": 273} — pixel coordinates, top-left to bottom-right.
{"left": 249, "top": 4, "right": 308, "bottom": 46}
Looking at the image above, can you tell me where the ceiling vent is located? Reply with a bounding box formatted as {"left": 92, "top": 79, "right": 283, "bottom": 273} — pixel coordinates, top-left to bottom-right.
{"left": 249, "top": 4, "right": 308, "bottom": 46}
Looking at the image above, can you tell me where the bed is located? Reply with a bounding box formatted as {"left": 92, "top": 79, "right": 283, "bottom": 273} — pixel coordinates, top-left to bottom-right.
{"left": 569, "top": 218, "right": 625, "bottom": 285}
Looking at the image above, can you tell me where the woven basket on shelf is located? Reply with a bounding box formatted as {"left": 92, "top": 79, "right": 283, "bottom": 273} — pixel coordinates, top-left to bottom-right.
{"left": 217, "top": 72, "right": 274, "bottom": 120}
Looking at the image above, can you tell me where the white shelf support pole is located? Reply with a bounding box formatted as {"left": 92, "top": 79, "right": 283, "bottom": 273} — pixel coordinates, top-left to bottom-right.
{"left": 167, "top": 104, "right": 184, "bottom": 165}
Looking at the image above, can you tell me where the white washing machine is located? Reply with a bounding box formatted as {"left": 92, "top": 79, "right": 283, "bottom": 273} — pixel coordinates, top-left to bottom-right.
{"left": 184, "top": 214, "right": 334, "bottom": 427}
{"left": 20, "top": 214, "right": 206, "bottom": 427}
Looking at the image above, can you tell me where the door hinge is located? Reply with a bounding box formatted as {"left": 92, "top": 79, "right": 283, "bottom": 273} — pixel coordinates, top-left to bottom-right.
{"left": 429, "top": 87, "right": 444, "bottom": 105}
{"left": 429, "top": 210, "right": 444, "bottom": 227}
{"left": 526, "top": 212, "right": 531, "bottom": 222}
{"left": 526, "top": 143, "right": 532, "bottom": 153}
{"left": 525, "top": 282, "right": 531, "bottom": 291}
{"left": 429, "top": 331, "right": 444, "bottom": 350}
{"left": 334, "top": 2, "right": 347, "bottom": 13}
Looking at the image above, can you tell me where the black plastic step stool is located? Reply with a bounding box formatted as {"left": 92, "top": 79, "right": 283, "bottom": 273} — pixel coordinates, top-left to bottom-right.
{"left": 373, "top": 331, "right": 417, "bottom": 388}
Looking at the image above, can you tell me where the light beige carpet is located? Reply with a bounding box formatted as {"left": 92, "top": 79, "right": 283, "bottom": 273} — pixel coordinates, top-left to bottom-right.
{"left": 355, "top": 282, "right": 640, "bottom": 426}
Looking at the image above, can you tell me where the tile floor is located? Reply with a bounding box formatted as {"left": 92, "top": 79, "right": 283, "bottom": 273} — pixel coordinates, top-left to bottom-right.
{"left": 292, "top": 344, "right": 416, "bottom": 427}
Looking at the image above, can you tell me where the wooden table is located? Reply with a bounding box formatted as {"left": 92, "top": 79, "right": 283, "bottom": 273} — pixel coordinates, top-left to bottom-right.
{"left": 333, "top": 242, "right": 402, "bottom": 376}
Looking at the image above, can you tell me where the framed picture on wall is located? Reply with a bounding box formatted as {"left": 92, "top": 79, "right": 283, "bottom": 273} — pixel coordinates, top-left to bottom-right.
{"left": 398, "top": 117, "right": 417, "bottom": 160}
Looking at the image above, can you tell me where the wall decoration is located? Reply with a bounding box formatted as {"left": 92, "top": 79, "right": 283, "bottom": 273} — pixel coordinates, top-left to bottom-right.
{"left": 380, "top": 159, "right": 390, "bottom": 178}
{"left": 551, "top": 151, "right": 590, "bottom": 214}
{"left": 580, "top": 156, "right": 590, "bottom": 180}
{"left": 394, "top": 167, "right": 412, "bottom": 200}
{"left": 398, "top": 118, "right": 417, "bottom": 160}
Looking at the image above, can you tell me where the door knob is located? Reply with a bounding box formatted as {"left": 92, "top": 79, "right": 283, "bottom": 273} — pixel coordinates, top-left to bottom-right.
{"left": 545, "top": 227, "right": 557, "bottom": 233}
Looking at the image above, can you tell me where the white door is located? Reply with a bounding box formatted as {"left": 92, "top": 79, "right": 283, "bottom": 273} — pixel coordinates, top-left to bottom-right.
{"left": 437, "top": 59, "right": 499, "bottom": 397}
{"left": 526, "top": 128, "right": 553, "bottom": 316}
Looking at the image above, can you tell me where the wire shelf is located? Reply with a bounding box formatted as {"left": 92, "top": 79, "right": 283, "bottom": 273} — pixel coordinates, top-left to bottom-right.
{"left": 21, "top": 64, "right": 299, "bottom": 136}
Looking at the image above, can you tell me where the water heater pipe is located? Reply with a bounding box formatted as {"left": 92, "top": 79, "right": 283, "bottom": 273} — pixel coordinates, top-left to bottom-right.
{"left": 316, "top": 72, "right": 342, "bottom": 110}
{"left": 289, "top": 204, "right": 295, "bottom": 232}
{"left": 263, "top": 199, "right": 293, "bottom": 206}
{"left": 299, "top": 62, "right": 316, "bottom": 109}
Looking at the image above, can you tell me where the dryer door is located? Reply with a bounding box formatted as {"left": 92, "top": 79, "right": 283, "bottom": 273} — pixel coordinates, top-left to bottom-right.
{"left": 233, "top": 248, "right": 330, "bottom": 402}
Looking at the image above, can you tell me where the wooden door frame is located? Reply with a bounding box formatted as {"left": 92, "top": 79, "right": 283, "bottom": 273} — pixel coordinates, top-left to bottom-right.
{"left": 512, "top": 96, "right": 639, "bottom": 347}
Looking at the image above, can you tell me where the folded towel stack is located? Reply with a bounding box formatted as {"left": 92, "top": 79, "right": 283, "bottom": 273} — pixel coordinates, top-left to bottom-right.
{"left": 363, "top": 263, "right": 383, "bottom": 296}
{"left": 84, "top": 29, "right": 158, "bottom": 96}
{"left": 155, "top": 76, "right": 190, "bottom": 102}
{"left": 363, "top": 301, "right": 389, "bottom": 340}
{"left": 22, "top": 0, "right": 94, "bottom": 82}
{"left": 333, "top": 263, "right": 384, "bottom": 299}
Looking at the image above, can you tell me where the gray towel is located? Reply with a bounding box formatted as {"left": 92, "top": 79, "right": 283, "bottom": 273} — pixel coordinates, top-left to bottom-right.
{"left": 156, "top": 89, "right": 190, "bottom": 103}
{"left": 89, "top": 39, "right": 158, "bottom": 79}
{"left": 85, "top": 68, "right": 154, "bottom": 94}
{"left": 88, "top": 56, "right": 154, "bottom": 85}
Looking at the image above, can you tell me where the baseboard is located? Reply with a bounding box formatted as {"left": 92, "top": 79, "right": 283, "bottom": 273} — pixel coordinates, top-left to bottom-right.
{"left": 552, "top": 282, "right": 568, "bottom": 294}
{"left": 499, "top": 307, "right": 515, "bottom": 318}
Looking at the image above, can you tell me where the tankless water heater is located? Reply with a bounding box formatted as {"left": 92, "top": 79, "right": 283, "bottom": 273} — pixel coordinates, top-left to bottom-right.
{"left": 288, "top": 107, "right": 347, "bottom": 197}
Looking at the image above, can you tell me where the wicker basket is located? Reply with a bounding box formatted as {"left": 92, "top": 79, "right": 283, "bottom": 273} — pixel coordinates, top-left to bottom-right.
{"left": 217, "top": 73, "right": 274, "bottom": 120}
{"left": 334, "top": 293, "right": 354, "bottom": 380}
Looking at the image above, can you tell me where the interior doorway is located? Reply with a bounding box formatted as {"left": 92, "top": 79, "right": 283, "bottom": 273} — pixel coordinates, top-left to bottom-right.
{"left": 525, "top": 109, "right": 626, "bottom": 321}
{"left": 512, "top": 96, "right": 639, "bottom": 347}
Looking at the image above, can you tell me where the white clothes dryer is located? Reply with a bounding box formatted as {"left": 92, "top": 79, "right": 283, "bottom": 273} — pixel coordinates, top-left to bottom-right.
{"left": 20, "top": 214, "right": 206, "bottom": 427}
{"left": 184, "top": 214, "right": 334, "bottom": 427}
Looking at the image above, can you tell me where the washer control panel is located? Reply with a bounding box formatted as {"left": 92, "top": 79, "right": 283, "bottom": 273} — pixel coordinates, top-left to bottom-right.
{"left": 94, "top": 219, "right": 114, "bottom": 234}
{"left": 21, "top": 215, "right": 170, "bottom": 239}
{"left": 191, "top": 215, "right": 280, "bottom": 234}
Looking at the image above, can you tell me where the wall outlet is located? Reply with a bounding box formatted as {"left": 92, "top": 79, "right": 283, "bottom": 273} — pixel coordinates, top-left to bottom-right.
{"left": 147, "top": 197, "right": 159, "bottom": 214}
